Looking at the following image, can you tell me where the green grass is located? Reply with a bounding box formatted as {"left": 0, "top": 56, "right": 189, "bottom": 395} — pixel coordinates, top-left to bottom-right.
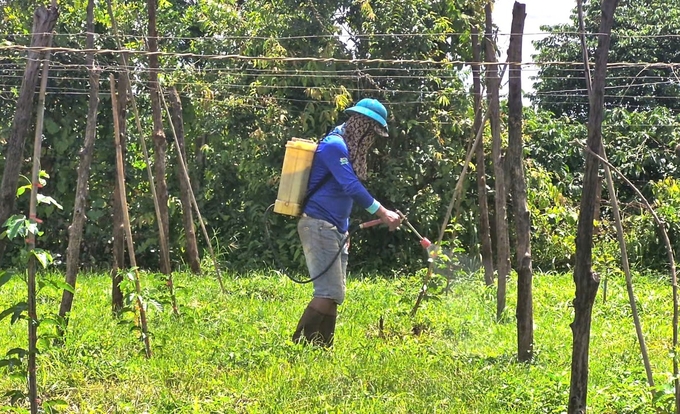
{"left": 0, "top": 269, "right": 676, "bottom": 413}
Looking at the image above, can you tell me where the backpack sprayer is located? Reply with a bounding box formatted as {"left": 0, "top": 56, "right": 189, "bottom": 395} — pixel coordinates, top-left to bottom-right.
{"left": 264, "top": 137, "right": 433, "bottom": 283}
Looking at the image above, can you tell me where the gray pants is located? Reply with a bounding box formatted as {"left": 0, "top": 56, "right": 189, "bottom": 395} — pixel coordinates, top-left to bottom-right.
{"left": 298, "top": 216, "right": 349, "bottom": 304}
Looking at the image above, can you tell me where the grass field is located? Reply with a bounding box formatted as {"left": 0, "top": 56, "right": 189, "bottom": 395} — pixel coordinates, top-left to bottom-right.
{"left": 0, "top": 269, "right": 676, "bottom": 413}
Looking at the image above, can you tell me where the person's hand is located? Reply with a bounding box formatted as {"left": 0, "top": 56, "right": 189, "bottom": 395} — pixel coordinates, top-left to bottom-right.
{"left": 376, "top": 206, "right": 402, "bottom": 231}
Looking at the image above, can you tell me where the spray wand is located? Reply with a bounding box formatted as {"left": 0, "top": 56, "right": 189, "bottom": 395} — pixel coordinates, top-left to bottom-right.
{"left": 390, "top": 210, "right": 442, "bottom": 317}
{"left": 364, "top": 210, "right": 436, "bottom": 257}
{"left": 396, "top": 210, "right": 437, "bottom": 256}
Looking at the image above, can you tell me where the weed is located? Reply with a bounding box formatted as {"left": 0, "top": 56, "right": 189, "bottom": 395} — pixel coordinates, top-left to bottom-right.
{"left": 0, "top": 271, "right": 675, "bottom": 413}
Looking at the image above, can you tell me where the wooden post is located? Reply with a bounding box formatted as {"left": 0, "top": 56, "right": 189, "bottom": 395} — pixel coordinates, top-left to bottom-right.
{"left": 0, "top": 6, "right": 58, "bottom": 265}
{"left": 27, "top": 4, "right": 57, "bottom": 411}
{"left": 166, "top": 87, "right": 201, "bottom": 274}
{"left": 575, "top": 0, "right": 656, "bottom": 402}
{"left": 484, "top": 2, "right": 510, "bottom": 321}
{"left": 470, "top": 23, "right": 495, "bottom": 287}
{"left": 106, "top": 0, "right": 177, "bottom": 314}
{"left": 59, "top": 0, "right": 101, "bottom": 334}
{"left": 146, "top": 0, "right": 172, "bottom": 277}
{"left": 507, "top": 1, "right": 533, "bottom": 362}
{"left": 111, "top": 73, "right": 128, "bottom": 313}
{"left": 110, "top": 74, "right": 152, "bottom": 359}
{"left": 568, "top": 1, "right": 619, "bottom": 412}
{"left": 577, "top": 142, "right": 677, "bottom": 413}
{"left": 160, "top": 89, "right": 226, "bottom": 294}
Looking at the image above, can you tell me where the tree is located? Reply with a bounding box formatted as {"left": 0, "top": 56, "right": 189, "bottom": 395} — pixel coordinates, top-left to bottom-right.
{"left": 532, "top": 0, "right": 680, "bottom": 120}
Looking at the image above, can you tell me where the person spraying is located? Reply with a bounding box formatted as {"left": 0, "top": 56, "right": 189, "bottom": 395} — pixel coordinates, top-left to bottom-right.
{"left": 293, "top": 98, "right": 401, "bottom": 347}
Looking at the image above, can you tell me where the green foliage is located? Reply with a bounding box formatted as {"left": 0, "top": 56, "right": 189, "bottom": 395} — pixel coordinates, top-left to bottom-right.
{"left": 523, "top": 106, "right": 680, "bottom": 274}
{"left": 0, "top": 0, "right": 487, "bottom": 274}
{"left": 602, "top": 107, "right": 680, "bottom": 200}
{"left": 623, "top": 177, "right": 680, "bottom": 271}
{"left": 526, "top": 163, "right": 578, "bottom": 272}
{"left": 532, "top": 0, "right": 680, "bottom": 119}
{"left": 1, "top": 0, "right": 678, "bottom": 280}
{"left": 0, "top": 174, "right": 70, "bottom": 411}
{"left": 0, "top": 270, "right": 675, "bottom": 412}
{"left": 524, "top": 109, "right": 586, "bottom": 197}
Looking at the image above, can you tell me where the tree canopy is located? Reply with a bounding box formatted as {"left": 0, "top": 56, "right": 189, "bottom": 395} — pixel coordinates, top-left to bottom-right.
{"left": 0, "top": 0, "right": 678, "bottom": 275}
{"left": 531, "top": 0, "right": 680, "bottom": 120}
{"left": 0, "top": 0, "right": 486, "bottom": 273}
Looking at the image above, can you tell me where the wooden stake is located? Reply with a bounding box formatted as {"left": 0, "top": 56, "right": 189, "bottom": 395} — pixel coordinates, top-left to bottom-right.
{"left": 59, "top": 0, "right": 101, "bottom": 336}
{"left": 567, "top": 3, "right": 619, "bottom": 411}
{"left": 484, "top": 2, "right": 510, "bottom": 321}
{"left": 577, "top": 141, "right": 677, "bottom": 410}
{"left": 470, "top": 23, "right": 495, "bottom": 288}
{"left": 105, "top": 0, "right": 177, "bottom": 313}
{"left": 576, "top": 0, "right": 656, "bottom": 400}
{"left": 110, "top": 74, "right": 152, "bottom": 358}
{"left": 507, "top": 1, "right": 533, "bottom": 363}
{"left": 26, "top": 18, "right": 54, "bottom": 414}
{"left": 165, "top": 87, "right": 201, "bottom": 274}
{"left": 25, "top": 3, "right": 60, "bottom": 409}
{"left": 160, "top": 87, "right": 226, "bottom": 294}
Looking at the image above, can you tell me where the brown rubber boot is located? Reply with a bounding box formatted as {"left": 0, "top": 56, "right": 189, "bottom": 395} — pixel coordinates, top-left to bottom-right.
{"left": 318, "top": 314, "right": 337, "bottom": 347}
{"left": 292, "top": 305, "right": 325, "bottom": 344}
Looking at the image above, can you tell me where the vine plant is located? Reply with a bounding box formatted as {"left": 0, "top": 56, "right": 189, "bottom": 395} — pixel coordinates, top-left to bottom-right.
{"left": 0, "top": 172, "right": 71, "bottom": 413}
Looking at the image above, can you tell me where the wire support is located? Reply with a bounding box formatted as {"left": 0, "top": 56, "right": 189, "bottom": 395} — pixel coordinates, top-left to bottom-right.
{"left": 7, "top": 31, "right": 680, "bottom": 40}
{"left": 4, "top": 44, "right": 680, "bottom": 71}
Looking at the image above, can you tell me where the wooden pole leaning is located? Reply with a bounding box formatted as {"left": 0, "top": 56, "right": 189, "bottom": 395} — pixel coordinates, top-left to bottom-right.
{"left": 105, "top": 0, "right": 178, "bottom": 315}
{"left": 410, "top": 107, "right": 491, "bottom": 318}
{"left": 159, "top": 87, "right": 226, "bottom": 294}
{"left": 26, "top": 15, "right": 54, "bottom": 413}
{"left": 110, "top": 74, "right": 152, "bottom": 359}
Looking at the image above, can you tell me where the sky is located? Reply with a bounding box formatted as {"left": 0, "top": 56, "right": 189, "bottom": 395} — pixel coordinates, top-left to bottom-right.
{"left": 493, "top": 0, "right": 575, "bottom": 95}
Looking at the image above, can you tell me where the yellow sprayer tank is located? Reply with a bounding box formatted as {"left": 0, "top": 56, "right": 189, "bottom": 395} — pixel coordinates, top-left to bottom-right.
{"left": 274, "top": 138, "right": 318, "bottom": 217}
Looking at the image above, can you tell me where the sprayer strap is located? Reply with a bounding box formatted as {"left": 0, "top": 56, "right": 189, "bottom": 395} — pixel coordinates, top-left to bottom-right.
{"left": 301, "top": 173, "right": 332, "bottom": 211}
{"left": 300, "top": 132, "right": 344, "bottom": 213}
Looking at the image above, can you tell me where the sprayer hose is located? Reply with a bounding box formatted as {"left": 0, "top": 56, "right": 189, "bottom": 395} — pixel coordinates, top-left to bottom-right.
{"left": 263, "top": 203, "right": 355, "bottom": 284}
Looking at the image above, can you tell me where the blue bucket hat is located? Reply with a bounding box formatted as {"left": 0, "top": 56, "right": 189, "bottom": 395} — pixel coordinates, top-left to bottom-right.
{"left": 345, "top": 98, "right": 388, "bottom": 131}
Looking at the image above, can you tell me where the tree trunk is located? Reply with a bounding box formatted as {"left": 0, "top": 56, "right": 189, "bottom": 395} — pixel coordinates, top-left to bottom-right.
{"left": 471, "top": 24, "right": 494, "bottom": 287}
{"left": 59, "top": 0, "right": 100, "bottom": 331}
{"left": 484, "top": 3, "right": 510, "bottom": 320}
{"left": 0, "top": 6, "right": 58, "bottom": 264}
{"left": 111, "top": 72, "right": 129, "bottom": 313}
{"left": 167, "top": 87, "right": 201, "bottom": 274}
{"left": 147, "top": 0, "right": 172, "bottom": 275}
{"left": 568, "top": 1, "right": 619, "bottom": 412}
{"left": 507, "top": 1, "right": 533, "bottom": 362}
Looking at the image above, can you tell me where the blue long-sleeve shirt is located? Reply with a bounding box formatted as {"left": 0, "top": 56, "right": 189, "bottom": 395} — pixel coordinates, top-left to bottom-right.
{"left": 302, "top": 124, "right": 380, "bottom": 233}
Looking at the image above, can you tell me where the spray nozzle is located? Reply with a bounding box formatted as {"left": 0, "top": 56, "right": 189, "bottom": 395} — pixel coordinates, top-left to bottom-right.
{"left": 397, "top": 210, "right": 436, "bottom": 253}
